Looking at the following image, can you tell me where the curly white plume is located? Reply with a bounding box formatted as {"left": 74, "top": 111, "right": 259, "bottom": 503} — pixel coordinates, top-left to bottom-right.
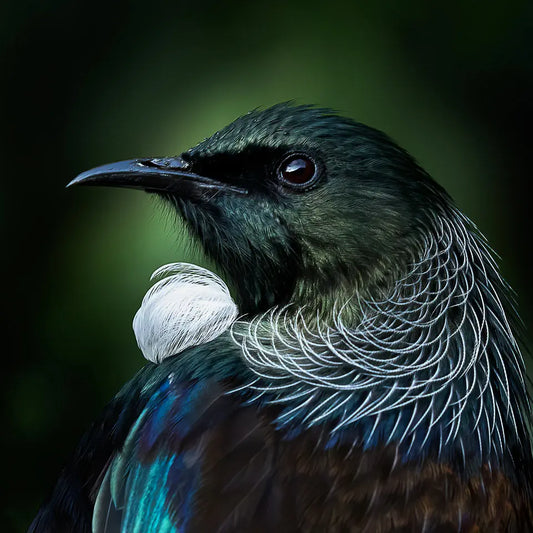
{"left": 133, "top": 263, "right": 238, "bottom": 363}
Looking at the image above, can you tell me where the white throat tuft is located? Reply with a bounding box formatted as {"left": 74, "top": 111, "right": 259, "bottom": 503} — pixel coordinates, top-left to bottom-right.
{"left": 133, "top": 263, "right": 238, "bottom": 363}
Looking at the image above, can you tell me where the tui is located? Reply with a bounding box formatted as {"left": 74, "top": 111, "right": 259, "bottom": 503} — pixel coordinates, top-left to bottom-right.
{"left": 30, "top": 104, "right": 533, "bottom": 532}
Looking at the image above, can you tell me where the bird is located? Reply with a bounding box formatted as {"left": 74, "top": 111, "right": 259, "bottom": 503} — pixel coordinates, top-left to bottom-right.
{"left": 29, "top": 103, "right": 533, "bottom": 532}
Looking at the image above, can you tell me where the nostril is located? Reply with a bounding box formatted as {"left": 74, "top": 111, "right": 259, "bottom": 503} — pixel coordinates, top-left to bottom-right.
{"left": 138, "top": 158, "right": 167, "bottom": 168}
{"left": 138, "top": 157, "right": 191, "bottom": 171}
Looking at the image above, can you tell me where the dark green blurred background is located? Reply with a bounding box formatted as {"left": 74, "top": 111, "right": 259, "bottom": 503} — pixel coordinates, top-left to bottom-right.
{"left": 3, "top": 1, "right": 532, "bottom": 529}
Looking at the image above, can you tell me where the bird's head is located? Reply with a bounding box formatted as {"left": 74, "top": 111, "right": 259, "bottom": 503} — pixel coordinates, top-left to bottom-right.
{"left": 71, "top": 104, "right": 448, "bottom": 317}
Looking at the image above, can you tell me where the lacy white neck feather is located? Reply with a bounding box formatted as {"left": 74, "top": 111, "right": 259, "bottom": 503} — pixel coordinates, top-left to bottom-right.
{"left": 233, "top": 209, "right": 529, "bottom": 462}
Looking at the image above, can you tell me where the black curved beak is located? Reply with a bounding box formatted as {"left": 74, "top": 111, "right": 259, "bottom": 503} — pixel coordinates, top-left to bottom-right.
{"left": 67, "top": 157, "right": 248, "bottom": 196}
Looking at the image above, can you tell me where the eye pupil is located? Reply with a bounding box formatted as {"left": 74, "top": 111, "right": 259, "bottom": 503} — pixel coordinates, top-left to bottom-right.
{"left": 279, "top": 155, "right": 317, "bottom": 186}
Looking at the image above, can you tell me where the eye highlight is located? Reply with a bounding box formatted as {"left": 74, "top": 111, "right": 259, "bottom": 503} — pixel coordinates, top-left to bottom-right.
{"left": 278, "top": 154, "right": 318, "bottom": 189}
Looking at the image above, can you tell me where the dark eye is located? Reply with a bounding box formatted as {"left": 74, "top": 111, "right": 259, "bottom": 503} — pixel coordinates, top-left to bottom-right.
{"left": 278, "top": 154, "right": 318, "bottom": 188}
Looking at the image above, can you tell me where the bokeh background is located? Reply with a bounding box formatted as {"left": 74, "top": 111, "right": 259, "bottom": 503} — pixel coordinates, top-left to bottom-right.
{"left": 3, "top": 1, "right": 532, "bottom": 529}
